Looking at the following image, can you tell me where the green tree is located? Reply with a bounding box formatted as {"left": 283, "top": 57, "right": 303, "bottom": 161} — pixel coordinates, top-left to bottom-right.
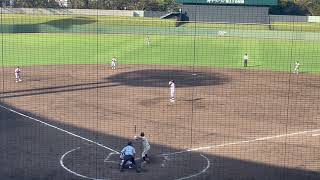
{"left": 312, "top": 4, "right": 320, "bottom": 15}
{"left": 295, "top": 0, "right": 320, "bottom": 15}
{"left": 93, "top": 0, "right": 131, "bottom": 10}
{"left": 270, "top": 0, "right": 308, "bottom": 15}
{"left": 68, "top": 0, "right": 84, "bottom": 8}
{"left": 159, "top": 0, "right": 180, "bottom": 11}
{"left": 270, "top": 0, "right": 320, "bottom": 15}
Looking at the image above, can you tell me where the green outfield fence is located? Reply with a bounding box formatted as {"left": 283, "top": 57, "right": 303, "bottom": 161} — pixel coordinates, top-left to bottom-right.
{"left": 1, "top": 6, "right": 320, "bottom": 180}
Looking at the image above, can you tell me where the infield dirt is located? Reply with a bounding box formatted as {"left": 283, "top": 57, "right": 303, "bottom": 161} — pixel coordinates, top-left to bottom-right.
{"left": 1, "top": 64, "right": 320, "bottom": 179}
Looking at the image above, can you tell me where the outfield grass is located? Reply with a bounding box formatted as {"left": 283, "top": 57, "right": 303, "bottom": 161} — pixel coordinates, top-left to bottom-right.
{"left": 2, "top": 33, "right": 320, "bottom": 73}
{"left": 1, "top": 14, "right": 320, "bottom": 73}
{"left": 271, "top": 22, "right": 320, "bottom": 32}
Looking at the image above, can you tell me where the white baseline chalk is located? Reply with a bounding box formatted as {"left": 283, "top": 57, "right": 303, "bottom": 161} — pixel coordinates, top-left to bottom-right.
{"left": 0, "top": 104, "right": 120, "bottom": 154}
{"left": 60, "top": 147, "right": 107, "bottom": 180}
{"left": 174, "top": 154, "right": 210, "bottom": 180}
{"left": 163, "top": 128, "right": 320, "bottom": 156}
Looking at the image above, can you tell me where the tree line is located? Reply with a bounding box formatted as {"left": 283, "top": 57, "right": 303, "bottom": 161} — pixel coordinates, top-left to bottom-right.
{"left": 270, "top": 0, "right": 320, "bottom": 16}
{"left": 2, "top": 0, "right": 320, "bottom": 15}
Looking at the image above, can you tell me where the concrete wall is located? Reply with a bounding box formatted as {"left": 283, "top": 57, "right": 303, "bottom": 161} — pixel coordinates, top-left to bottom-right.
{"left": 182, "top": 5, "right": 270, "bottom": 23}
{"left": 1, "top": 8, "right": 144, "bottom": 17}
{"left": 269, "top": 15, "right": 308, "bottom": 23}
{"left": 144, "top": 11, "right": 169, "bottom": 18}
{"left": 308, "top": 16, "right": 320, "bottom": 23}
{"left": 144, "top": 11, "right": 320, "bottom": 24}
{"left": 1, "top": 8, "right": 320, "bottom": 24}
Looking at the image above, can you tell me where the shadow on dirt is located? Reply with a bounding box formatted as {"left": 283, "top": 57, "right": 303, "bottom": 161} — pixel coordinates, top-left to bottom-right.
{"left": 0, "top": 81, "right": 118, "bottom": 99}
{"left": 0, "top": 102, "right": 319, "bottom": 180}
{"left": 107, "top": 69, "right": 229, "bottom": 87}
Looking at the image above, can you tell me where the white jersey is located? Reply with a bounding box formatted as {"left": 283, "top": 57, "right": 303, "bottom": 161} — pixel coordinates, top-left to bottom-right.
{"left": 169, "top": 80, "right": 176, "bottom": 101}
{"left": 137, "top": 136, "right": 150, "bottom": 158}
{"left": 243, "top": 55, "right": 248, "bottom": 61}
{"left": 295, "top": 62, "right": 300, "bottom": 68}
{"left": 111, "top": 58, "right": 117, "bottom": 69}
{"left": 141, "top": 136, "right": 150, "bottom": 149}
{"left": 15, "top": 68, "right": 21, "bottom": 74}
{"left": 15, "top": 67, "right": 22, "bottom": 82}
{"left": 169, "top": 81, "right": 175, "bottom": 90}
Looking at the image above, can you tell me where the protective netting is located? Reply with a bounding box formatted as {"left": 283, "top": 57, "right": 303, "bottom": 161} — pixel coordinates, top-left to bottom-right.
{"left": 1, "top": 6, "right": 320, "bottom": 180}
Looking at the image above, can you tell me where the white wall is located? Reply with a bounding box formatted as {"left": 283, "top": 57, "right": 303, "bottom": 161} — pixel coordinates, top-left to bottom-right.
{"left": 308, "top": 16, "right": 320, "bottom": 23}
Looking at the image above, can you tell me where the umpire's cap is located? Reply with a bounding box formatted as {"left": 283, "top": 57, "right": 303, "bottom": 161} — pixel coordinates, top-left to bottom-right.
{"left": 127, "top": 141, "right": 133, "bottom": 146}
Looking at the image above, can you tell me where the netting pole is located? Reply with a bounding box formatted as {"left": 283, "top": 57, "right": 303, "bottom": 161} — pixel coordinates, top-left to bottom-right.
{"left": 282, "top": 18, "right": 296, "bottom": 180}
{"left": 0, "top": 5, "right": 5, "bottom": 169}
{"left": 1, "top": 6, "right": 3, "bottom": 99}
{"left": 190, "top": 3, "right": 199, "bottom": 149}
{"left": 95, "top": 3, "right": 99, "bottom": 178}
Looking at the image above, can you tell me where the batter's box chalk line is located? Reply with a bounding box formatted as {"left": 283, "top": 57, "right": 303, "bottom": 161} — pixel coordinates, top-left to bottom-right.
{"left": 60, "top": 146, "right": 210, "bottom": 180}
{"left": 103, "top": 152, "right": 120, "bottom": 164}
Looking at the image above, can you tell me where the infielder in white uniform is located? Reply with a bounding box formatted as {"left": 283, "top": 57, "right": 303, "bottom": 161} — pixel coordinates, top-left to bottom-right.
{"left": 134, "top": 132, "right": 150, "bottom": 163}
{"left": 169, "top": 80, "right": 175, "bottom": 102}
{"left": 146, "top": 35, "right": 151, "bottom": 46}
{"left": 111, "top": 57, "right": 117, "bottom": 70}
{"left": 294, "top": 61, "right": 301, "bottom": 74}
{"left": 15, "top": 66, "right": 22, "bottom": 82}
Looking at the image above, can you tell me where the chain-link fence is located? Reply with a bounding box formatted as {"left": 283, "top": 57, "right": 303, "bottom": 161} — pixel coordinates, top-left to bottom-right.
{"left": 1, "top": 6, "right": 320, "bottom": 180}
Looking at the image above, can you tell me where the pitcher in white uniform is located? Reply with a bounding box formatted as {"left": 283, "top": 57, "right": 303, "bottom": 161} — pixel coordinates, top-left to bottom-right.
{"left": 169, "top": 80, "right": 175, "bottom": 102}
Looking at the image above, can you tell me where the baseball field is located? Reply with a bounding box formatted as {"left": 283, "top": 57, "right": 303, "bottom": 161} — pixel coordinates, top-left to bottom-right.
{"left": 1, "top": 13, "right": 320, "bottom": 180}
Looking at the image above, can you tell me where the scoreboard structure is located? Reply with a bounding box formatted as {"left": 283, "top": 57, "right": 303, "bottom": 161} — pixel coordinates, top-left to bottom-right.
{"left": 176, "top": 0, "right": 278, "bottom": 6}
{"left": 176, "top": 0, "right": 277, "bottom": 23}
